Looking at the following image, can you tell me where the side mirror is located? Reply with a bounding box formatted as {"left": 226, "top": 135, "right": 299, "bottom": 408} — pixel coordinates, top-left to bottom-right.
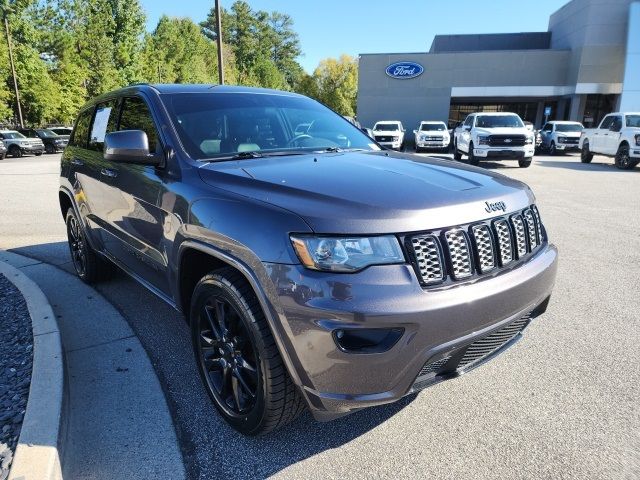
{"left": 104, "top": 130, "right": 159, "bottom": 165}
{"left": 413, "top": 129, "right": 418, "bottom": 134}
{"left": 464, "top": 126, "right": 471, "bottom": 131}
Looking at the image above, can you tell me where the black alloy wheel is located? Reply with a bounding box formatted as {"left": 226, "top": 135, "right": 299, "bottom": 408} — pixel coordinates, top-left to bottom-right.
{"left": 468, "top": 142, "right": 479, "bottom": 166}
{"left": 581, "top": 142, "right": 593, "bottom": 163}
{"left": 615, "top": 143, "right": 638, "bottom": 170}
{"left": 9, "top": 145, "right": 21, "bottom": 158}
{"left": 191, "top": 269, "right": 305, "bottom": 435}
{"left": 67, "top": 211, "right": 87, "bottom": 278}
{"left": 196, "top": 295, "right": 259, "bottom": 417}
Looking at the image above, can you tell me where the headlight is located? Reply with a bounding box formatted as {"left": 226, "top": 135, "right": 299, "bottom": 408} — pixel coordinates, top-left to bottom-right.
{"left": 477, "top": 135, "right": 490, "bottom": 146}
{"left": 557, "top": 137, "right": 566, "bottom": 143}
{"left": 525, "top": 135, "right": 534, "bottom": 145}
{"left": 419, "top": 135, "right": 427, "bottom": 141}
{"left": 635, "top": 134, "right": 640, "bottom": 146}
{"left": 290, "top": 235, "right": 404, "bottom": 272}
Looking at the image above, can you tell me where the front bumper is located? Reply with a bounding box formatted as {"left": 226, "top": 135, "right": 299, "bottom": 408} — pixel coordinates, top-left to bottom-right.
{"left": 417, "top": 140, "right": 450, "bottom": 149}
{"left": 474, "top": 146, "right": 534, "bottom": 159}
{"left": 378, "top": 141, "right": 402, "bottom": 150}
{"left": 555, "top": 143, "right": 580, "bottom": 151}
{"left": 263, "top": 242, "right": 558, "bottom": 420}
{"left": 19, "top": 144, "right": 45, "bottom": 153}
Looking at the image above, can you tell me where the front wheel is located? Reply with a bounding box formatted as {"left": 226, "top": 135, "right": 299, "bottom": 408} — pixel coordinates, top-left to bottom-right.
{"left": 9, "top": 145, "right": 22, "bottom": 158}
{"left": 549, "top": 141, "right": 557, "bottom": 156}
{"left": 468, "top": 142, "right": 479, "bottom": 166}
{"left": 581, "top": 142, "right": 593, "bottom": 163}
{"left": 45, "top": 144, "right": 55, "bottom": 154}
{"left": 518, "top": 157, "right": 533, "bottom": 168}
{"left": 35, "top": 152, "right": 43, "bottom": 156}
{"left": 191, "top": 268, "right": 305, "bottom": 435}
{"left": 615, "top": 143, "right": 639, "bottom": 170}
{"left": 453, "top": 141, "right": 462, "bottom": 160}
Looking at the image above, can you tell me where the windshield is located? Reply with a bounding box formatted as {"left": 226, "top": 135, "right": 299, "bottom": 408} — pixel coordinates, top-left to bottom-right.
{"left": 163, "top": 92, "right": 379, "bottom": 160}
{"left": 36, "top": 129, "right": 58, "bottom": 138}
{"left": 1, "top": 131, "right": 25, "bottom": 139}
{"left": 475, "top": 115, "right": 524, "bottom": 128}
{"left": 626, "top": 115, "right": 640, "bottom": 128}
{"left": 555, "top": 124, "right": 583, "bottom": 132}
{"left": 374, "top": 123, "right": 400, "bottom": 131}
{"left": 420, "top": 123, "right": 445, "bottom": 131}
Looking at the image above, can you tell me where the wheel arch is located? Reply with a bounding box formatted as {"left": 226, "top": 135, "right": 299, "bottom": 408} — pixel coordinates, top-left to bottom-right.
{"left": 176, "top": 240, "right": 304, "bottom": 388}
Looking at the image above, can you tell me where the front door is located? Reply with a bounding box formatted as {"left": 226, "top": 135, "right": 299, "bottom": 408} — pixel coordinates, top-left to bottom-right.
{"left": 100, "top": 96, "right": 169, "bottom": 294}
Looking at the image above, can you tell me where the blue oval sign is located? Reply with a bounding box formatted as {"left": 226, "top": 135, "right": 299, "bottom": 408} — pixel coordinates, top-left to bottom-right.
{"left": 385, "top": 61, "right": 424, "bottom": 79}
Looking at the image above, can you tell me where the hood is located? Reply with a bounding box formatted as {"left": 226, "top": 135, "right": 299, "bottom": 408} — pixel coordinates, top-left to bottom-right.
{"left": 473, "top": 127, "right": 531, "bottom": 136}
{"left": 197, "top": 151, "right": 534, "bottom": 234}
{"left": 372, "top": 130, "right": 402, "bottom": 135}
{"left": 555, "top": 132, "right": 582, "bottom": 139}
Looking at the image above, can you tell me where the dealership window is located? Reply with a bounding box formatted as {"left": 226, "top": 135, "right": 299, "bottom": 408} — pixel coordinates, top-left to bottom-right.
{"left": 449, "top": 102, "right": 540, "bottom": 126}
{"left": 582, "top": 95, "right": 617, "bottom": 128}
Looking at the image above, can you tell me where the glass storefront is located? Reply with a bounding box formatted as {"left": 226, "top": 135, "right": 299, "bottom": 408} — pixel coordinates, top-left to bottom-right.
{"left": 449, "top": 102, "right": 541, "bottom": 127}
{"left": 582, "top": 94, "right": 617, "bottom": 128}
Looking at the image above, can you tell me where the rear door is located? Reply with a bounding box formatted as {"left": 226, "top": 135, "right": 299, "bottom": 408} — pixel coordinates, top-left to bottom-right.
{"left": 99, "top": 95, "right": 169, "bottom": 294}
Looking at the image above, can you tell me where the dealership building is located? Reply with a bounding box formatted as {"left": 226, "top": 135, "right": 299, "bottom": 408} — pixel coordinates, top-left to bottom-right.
{"left": 356, "top": 0, "right": 640, "bottom": 134}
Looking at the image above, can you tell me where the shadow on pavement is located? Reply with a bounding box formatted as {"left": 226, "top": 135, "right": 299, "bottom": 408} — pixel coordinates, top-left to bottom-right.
{"left": 535, "top": 159, "right": 640, "bottom": 173}
{"left": 10, "top": 241, "right": 417, "bottom": 479}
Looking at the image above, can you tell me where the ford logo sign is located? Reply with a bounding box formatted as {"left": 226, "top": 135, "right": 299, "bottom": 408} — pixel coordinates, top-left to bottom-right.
{"left": 385, "top": 61, "right": 424, "bottom": 79}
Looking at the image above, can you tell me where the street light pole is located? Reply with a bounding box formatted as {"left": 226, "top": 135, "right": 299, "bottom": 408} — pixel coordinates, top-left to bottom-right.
{"left": 3, "top": 11, "right": 23, "bottom": 128}
{"left": 215, "top": 0, "right": 224, "bottom": 85}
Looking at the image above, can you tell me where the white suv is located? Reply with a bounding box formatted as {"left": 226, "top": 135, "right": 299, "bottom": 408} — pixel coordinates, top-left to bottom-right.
{"left": 372, "top": 121, "right": 405, "bottom": 150}
{"left": 539, "top": 121, "right": 583, "bottom": 155}
{"left": 414, "top": 121, "right": 450, "bottom": 152}
{"left": 453, "top": 112, "right": 535, "bottom": 168}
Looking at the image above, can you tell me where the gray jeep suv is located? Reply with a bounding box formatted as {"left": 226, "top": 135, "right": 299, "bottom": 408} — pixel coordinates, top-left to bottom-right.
{"left": 59, "top": 84, "right": 558, "bottom": 435}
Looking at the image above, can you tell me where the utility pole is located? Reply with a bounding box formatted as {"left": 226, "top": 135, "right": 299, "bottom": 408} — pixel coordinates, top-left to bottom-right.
{"left": 215, "top": 0, "right": 224, "bottom": 85}
{"left": 3, "top": 10, "right": 23, "bottom": 128}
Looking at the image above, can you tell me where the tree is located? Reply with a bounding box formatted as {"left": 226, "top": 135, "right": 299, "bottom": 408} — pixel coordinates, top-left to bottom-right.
{"left": 305, "top": 55, "right": 358, "bottom": 116}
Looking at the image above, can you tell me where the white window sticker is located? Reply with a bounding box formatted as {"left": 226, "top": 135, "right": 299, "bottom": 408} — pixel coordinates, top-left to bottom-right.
{"left": 90, "top": 107, "right": 112, "bottom": 144}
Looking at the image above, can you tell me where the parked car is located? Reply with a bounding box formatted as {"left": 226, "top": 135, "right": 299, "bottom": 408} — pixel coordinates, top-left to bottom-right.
{"left": 413, "top": 121, "right": 450, "bottom": 152}
{"left": 0, "top": 130, "right": 45, "bottom": 157}
{"left": 19, "top": 127, "right": 68, "bottom": 154}
{"left": 539, "top": 121, "right": 583, "bottom": 155}
{"left": 523, "top": 122, "right": 543, "bottom": 155}
{"left": 453, "top": 112, "right": 535, "bottom": 167}
{"left": 60, "top": 84, "right": 558, "bottom": 435}
{"left": 579, "top": 112, "right": 640, "bottom": 169}
{"left": 372, "top": 120, "right": 405, "bottom": 150}
{"left": 49, "top": 126, "right": 73, "bottom": 136}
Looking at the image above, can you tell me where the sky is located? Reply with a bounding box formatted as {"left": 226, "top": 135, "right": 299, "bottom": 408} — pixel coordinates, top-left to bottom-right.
{"left": 139, "top": 1, "right": 568, "bottom": 73}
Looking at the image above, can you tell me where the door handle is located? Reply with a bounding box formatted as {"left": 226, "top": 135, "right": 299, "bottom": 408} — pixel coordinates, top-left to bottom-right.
{"left": 71, "top": 158, "right": 84, "bottom": 166}
{"left": 100, "top": 168, "right": 118, "bottom": 178}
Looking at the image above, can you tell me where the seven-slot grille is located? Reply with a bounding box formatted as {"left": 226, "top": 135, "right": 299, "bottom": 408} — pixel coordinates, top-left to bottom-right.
{"left": 408, "top": 205, "right": 544, "bottom": 287}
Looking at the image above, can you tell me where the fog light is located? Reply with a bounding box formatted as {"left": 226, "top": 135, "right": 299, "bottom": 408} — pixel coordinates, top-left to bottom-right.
{"left": 333, "top": 327, "right": 404, "bottom": 354}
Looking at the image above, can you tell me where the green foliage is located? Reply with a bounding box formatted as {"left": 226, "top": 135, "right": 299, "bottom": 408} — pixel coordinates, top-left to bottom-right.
{"left": 302, "top": 55, "right": 358, "bottom": 116}
{"left": 0, "top": 0, "right": 360, "bottom": 126}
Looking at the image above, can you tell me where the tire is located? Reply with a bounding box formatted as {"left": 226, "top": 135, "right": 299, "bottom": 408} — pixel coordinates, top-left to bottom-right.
{"left": 0, "top": 153, "right": 5, "bottom": 160}
{"left": 518, "top": 157, "right": 533, "bottom": 168}
{"left": 453, "top": 141, "right": 462, "bottom": 160}
{"left": 35, "top": 152, "right": 43, "bottom": 156}
{"left": 65, "top": 209, "right": 112, "bottom": 283}
{"left": 614, "top": 143, "right": 639, "bottom": 170}
{"left": 468, "top": 142, "right": 479, "bottom": 166}
{"left": 191, "top": 268, "right": 305, "bottom": 435}
{"left": 549, "top": 141, "right": 557, "bottom": 156}
{"left": 9, "top": 145, "right": 22, "bottom": 158}
{"left": 581, "top": 142, "right": 593, "bottom": 163}
{"left": 45, "top": 144, "right": 55, "bottom": 154}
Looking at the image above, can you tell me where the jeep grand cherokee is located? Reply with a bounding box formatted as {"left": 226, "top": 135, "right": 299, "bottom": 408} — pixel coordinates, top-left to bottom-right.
{"left": 59, "top": 84, "right": 558, "bottom": 435}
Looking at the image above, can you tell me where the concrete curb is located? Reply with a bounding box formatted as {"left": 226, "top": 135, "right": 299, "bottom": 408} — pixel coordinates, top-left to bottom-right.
{"left": 0, "top": 257, "right": 64, "bottom": 480}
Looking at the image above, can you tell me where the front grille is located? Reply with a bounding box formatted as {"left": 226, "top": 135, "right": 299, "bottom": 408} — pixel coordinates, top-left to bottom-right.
{"left": 457, "top": 315, "right": 531, "bottom": 370}
{"left": 418, "top": 356, "right": 451, "bottom": 376}
{"left": 407, "top": 205, "right": 545, "bottom": 287}
{"left": 562, "top": 137, "right": 579, "bottom": 144}
{"left": 489, "top": 135, "right": 526, "bottom": 147}
{"left": 375, "top": 136, "right": 397, "bottom": 142}
{"left": 424, "top": 136, "right": 443, "bottom": 141}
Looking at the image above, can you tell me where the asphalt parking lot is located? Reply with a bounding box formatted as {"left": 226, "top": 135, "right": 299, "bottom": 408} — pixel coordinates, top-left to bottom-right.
{"left": 1, "top": 152, "right": 639, "bottom": 479}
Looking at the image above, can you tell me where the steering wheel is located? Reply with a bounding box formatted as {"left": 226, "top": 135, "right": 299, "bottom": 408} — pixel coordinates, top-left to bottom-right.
{"left": 286, "top": 134, "right": 313, "bottom": 147}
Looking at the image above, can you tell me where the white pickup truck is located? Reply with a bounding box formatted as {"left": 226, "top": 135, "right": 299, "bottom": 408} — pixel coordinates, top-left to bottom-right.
{"left": 579, "top": 112, "right": 640, "bottom": 169}
{"left": 453, "top": 112, "right": 535, "bottom": 168}
{"left": 372, "top": 121, "right": 405, "bottom": 150}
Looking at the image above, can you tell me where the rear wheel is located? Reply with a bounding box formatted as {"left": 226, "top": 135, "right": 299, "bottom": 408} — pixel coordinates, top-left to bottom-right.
{"left": 35, "top": 152, "right": 43, "bottom": 156}
{"left": 468, "top": 142, "right": 479, "bottom": 166}
{"left": 615, "top": 143, "right": 638, "bottom": 170}
{"left": 581, "top": 142, "right": 593, "bottom": 163}
{"left": 65, "top": 209, "right": 112, "bottom": 283}
{"left": 191, "top": 268, "right": 305, "bottom": 435}
{"left": 518, "top": 157, "right": 533, "bottom": 168}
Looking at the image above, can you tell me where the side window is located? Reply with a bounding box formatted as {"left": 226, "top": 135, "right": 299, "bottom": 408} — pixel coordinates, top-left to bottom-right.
{"left": 464, "top": 116, "right": 473, "bottom": 127}
{"left": 119, "top": 97, "right": 160, "bottom": 153}
{"left": 543, "top": 124, "right": 552, "bottom": 132}
{"left": 70, "top": 108, "right": 94, "bottom": 148}
{"left": 610, "top": 116, "right": 622, "bottom": 131}
{"left": 599, "top": 115, "right": 614, "bottom": 130}
{"left": 89, "top": 99, "right": 119, "bottom": 152}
